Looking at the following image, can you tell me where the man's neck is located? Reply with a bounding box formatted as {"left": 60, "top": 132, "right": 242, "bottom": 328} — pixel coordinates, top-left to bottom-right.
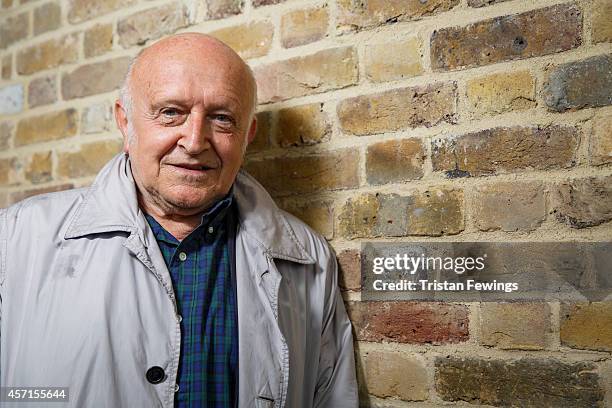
{"left": 143, "top": 210, "right": 202, "bottom": 242}
{"left": 138, "top": 190, "right": 234, "bottom": 242}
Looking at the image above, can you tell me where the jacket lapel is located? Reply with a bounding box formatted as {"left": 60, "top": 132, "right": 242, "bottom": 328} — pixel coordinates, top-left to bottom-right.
{"left": 63, "top": 153, "right": 175, "bottom": 301}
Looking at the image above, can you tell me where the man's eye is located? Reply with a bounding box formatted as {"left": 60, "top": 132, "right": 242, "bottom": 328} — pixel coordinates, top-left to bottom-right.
{"left": 213, "top": 114, "right": 234, "bottom": 124}
{"left": 161, "top": 108, "right": 180, "bottom": 117}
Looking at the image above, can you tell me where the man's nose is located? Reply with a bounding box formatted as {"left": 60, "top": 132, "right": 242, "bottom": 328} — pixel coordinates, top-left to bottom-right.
{"left": 178, "top": 112, "right": 211, "bottom": 154}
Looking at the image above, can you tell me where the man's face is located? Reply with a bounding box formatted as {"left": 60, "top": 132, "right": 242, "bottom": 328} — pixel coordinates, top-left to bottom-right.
{"left": 117, "top": 46, "right": 256, "bottom": 215}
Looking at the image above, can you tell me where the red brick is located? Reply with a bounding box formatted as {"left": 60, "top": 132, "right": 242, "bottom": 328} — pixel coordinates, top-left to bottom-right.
{"left": 337, "top": 249, "right": 360, "bottom": 291}
{"left": 347, "top": 301, "right": 469, "bottom": 344}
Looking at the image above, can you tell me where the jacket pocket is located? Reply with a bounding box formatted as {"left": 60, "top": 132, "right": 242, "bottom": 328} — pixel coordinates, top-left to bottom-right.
{"left": 256, "top": 395, "right": 274, "bottom": 408}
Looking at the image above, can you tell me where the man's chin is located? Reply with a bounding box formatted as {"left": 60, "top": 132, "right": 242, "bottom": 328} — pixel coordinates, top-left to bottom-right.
{"left": 164, "top": 191, "right": 222, "bottom": 213}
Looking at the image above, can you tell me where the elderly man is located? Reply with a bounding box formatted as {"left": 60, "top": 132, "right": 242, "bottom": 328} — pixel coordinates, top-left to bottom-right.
{"left": 0, "top": 33, "right": 358, "bottom": 407}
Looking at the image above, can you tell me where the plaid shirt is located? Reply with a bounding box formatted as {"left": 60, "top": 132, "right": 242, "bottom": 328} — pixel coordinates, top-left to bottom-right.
{"left": 145, "top": 193, "right": 238, "bottom": 408}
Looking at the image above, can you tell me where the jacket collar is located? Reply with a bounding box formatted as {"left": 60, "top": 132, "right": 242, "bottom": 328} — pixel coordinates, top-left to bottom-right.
{"left": 64, "top": 153, "right": 314, "bottom": 264}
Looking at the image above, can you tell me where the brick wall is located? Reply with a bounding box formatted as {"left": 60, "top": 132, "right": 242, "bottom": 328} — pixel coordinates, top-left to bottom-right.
{"left": 1, "top": 0, "right": 611, "bottom": 406}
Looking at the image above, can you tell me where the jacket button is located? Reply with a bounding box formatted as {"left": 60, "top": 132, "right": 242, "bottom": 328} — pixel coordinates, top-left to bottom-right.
{"left": 146, "top": 366, "right": 166, "bottom": 384}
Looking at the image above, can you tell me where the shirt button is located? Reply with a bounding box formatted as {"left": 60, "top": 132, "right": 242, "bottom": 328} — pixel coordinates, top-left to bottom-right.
{"left": 178, "top": 252, "right": 187, "bottom": 261}
{"left": 207, "top": 226, "right": 214, "bottom": 234}
{"left": 177, "top": 315, "right": 182, "bottom": 323}
{"left": 174, "top": 384, "right": 180, "bottom": 393}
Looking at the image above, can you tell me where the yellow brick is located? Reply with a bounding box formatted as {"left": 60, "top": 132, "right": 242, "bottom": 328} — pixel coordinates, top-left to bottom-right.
{"left": 280, "top": 199, "right": 333, "bottom": 239}
{"left": 276, "top": 103, "right": 329, "bottom": 147}
{"left": 561, "top": 302, "right": 612, "bottom": 351}
{"left": 466, "top": 70, "right": 535, "bottom": 117}
{"left": 247, "top": 111, "right": 271, "bottom": 153}
{"left": 337, "top": 0, "right": 458, "bottom": 32}
{"left": 281, "top": 7, "right": 328, "bottom": 48}
{"left": 17, "top": 35, "right": 79, "bottom": 75}
{"left": 210, "top": 21, "right": 274, "bottom": 60}
{"left": 16, "top": 109, "right": 78, "bottom": 146}
{"left": 68, "top": 0, "right": 135, "bottom": 24}
{"left": 362, "top": 350, "right": 428, "bottom": 400}
{"left": 25, "top": 151, "right": 53, "bottom": 184}
{"left": 0, "top": 158, "right": 17, "bottom": 187}
{"left": 0, "top": 12, "right": 28, "bottom": 49}
{"left": 593, "top": 0, "right": 612, "bottom": 43}
{"left": 365, "top": 37, "right": 423, "bottom": 82}
{"left": 254, "top": 47, "right": 357, "bottom": 103}
{"left": 337, "top": 82, "right": 456, "bottom": 135}
{"left": 84, "top": 24, "right": 113, "bottom": 58}
{"left": 57, "top": 139, "right": 123, "bottom": 179}
{"left": 1, "top": 55, "right": 11, "bottom": 80}
{"left": 33, "top": 3, "right": 61, "bottom": 35}
{"left": 591, "top": 112, "right": 612, "bottom": 165}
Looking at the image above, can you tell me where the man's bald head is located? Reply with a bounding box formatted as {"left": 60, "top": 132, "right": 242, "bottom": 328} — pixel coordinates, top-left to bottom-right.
{"left": 119, "top": 33, "right": 257, "bottom": 125}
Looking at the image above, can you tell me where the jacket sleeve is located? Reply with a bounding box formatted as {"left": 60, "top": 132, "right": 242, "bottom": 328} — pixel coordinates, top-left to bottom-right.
{"left": 0, "top": 208, "right": 6, "bottom": 380}
{"left": 313, "top": 252, "right": 359, "bottom": 408}
{"left": 0, "top": 207, "right": 6, "bottom": 287}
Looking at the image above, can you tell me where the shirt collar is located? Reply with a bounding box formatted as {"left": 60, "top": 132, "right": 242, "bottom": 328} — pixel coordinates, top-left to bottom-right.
{"left": 144, "top": 186, "right": 235, "bottom": 244}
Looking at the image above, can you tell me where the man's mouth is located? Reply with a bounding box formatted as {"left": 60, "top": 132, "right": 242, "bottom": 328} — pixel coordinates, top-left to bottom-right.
{"left": 168, "top": 163, "right": 216, "bottom": 172}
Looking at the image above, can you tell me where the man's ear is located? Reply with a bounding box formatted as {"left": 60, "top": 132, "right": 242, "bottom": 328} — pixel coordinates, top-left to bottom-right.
{"left": 114, "top": 99, "right": 130, "bottom": 153}
{"left": 246, "top": 116, "right": 257, "bottom": 145}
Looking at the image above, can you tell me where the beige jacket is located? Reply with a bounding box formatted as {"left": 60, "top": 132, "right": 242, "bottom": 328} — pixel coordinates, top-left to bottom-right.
{"left": 0, "top": 153, "right": 358, "bottom": 408}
